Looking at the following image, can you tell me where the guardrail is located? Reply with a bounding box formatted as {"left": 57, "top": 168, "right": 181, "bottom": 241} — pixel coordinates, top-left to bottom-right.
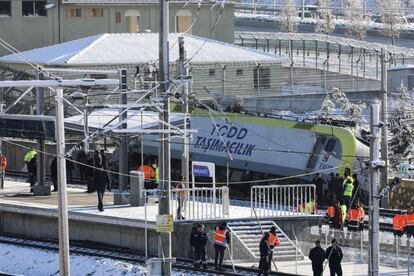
{"left": 170, "top": 186, "right": 229, "bottom": 221}
{"left": 251, "top": 184, "right": 316, "bottom": 217}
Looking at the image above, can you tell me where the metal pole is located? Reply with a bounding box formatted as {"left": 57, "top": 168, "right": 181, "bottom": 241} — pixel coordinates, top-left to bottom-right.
{"left": 301, "top": 0, "right": 305, "bottom": 20}
{"left": 380, "top": 48, "right": 389, "bottom": 208}
{"left": 179, "top": 37, "right": 189, "bottom": 189}
{"left": 36, "top": 70, "right": 46, "bottom": 187}
{"left": 118, "top": 69, "right": 128, "bottom": 193}
{"left": 55, "top": 88, "right": 70, "bottom": 276}
{"left": 369, "top": 101, "right": 381, "bottom": 276}
{"left": 83, "top": 94, "right": 89, "bottom": 152}
{"left": 159, "top": 0, "right": 171, "bottom": 273}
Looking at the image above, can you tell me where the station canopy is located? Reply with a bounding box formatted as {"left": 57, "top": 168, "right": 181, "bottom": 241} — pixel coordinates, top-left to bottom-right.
{"left": 236, "top": 31, "right": 414, "bottom": 57}
{"left": 0, "top": 33, "right": 285, "bottom": 69}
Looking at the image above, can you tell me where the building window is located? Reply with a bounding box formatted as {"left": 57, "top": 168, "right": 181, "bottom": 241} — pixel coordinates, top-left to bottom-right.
{"left": 236, "top": 69, "right": 243, "bottom": 76}
{"left": 22, "top": 1, "right": 47, "bottom": 16}
{"left": 65, "top": 8, "right": 81, "bottom": 17}
{"left": 115, "top": 11, "right": 121, "bottom": 23}
{"left": 209, "top": 69, "right": 216, "bottom": 77}
{"left": 0, "top": 1, "right": 11, "bottom": 16}
{"left": 85, "top": 8, "right": 103, "bottom": 17}
{"left": 125, "top": 9, "right": 140, "bottom": 33}
{"left": 176, "top": 9, "right": 192, "bottom": 33}
{"left": 253, "top": 67, "right": 271, "bottom": 89}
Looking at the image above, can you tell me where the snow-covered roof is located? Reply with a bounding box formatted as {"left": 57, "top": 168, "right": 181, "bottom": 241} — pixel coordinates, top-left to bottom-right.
{"left": 388, "top": 64, "right": 414, "bottom": 71}
{"left": 236, "top": 31, "right": 414, "bottom": 57}
{"left": 0, "top": 33, "right": 284, "bottom": 67}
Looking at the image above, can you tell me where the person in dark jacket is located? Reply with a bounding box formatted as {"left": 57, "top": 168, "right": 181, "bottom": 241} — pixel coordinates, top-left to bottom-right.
{"left": 100, "top": 150, "right": 107, "bottom": 170}
{"left": 93, "top": 149, "right": 102, "bottom": 168}
{"left": 85, "top": 153, "right": 95, "bottom": 193}
{"left": 334, "top": 174, "right": 343, "bottom": 203}
{"left": 325, "top": 239, "right": 343, "bottom": 276}
{"left": 309, "top": 240, "right": 325, "bottom": 276}
{"left": 93, "top": 165, "right": 110, "bottom": 212}
{"left": 50, "top": 157, "right": 58, "bottom": 192}
{"left": 76, "top": 149, "right": 87, "bottom": 183}
{"left": 258, "top": 232, "right": 271, "bottom": 276}
{"left": 313, "top": 173, "right": 326, "bottom": 207}
{"left": 66, "top": 156, "right": 74, "bottom": 184}
{"left": 189, "top": 224, "right": 208, "bottom": 268}
{"left": 214, "top": 222, "right": 230, "bottom": 271}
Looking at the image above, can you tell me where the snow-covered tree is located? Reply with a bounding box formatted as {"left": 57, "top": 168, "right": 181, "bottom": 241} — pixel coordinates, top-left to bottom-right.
{"left": 345, "top": 0, "right": 368, "bottom": 40}
{"left": 280, "top": 0, "right": 298, "bottom": 32}
{"left": 316, "top": 0, "right": 336, "bottom": 35}
{"left": 377, "top": 0, "right": 405, "bottom": 45}
{"left": 319, "top": 87, "right": 367, "bottom": 126}
{"left": 389, "top": 86, "right": 414, "bottom": 167}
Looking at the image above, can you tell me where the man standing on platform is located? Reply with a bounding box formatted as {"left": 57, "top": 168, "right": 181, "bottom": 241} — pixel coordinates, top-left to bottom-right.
{"left": 24, "top": 147, "right": 37, "bottom": 189}
{"left": 309, "top": 240, "right": 325, "bottom": 276}
{"left": 93, "top": 164, "right": 110, "bottom": 212}
{"left": 325, "top": 239, "right": 343, "bottom": 276}
{"left": 214, "top": 222, "right": 230, "bottom": 271}
{"left": 258, "top": 232, "right": 271, "bottom": 276}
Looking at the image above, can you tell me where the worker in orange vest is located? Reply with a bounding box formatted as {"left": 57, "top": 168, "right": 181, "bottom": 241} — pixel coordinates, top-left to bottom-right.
{"left": 0, "top": 154, "right": 6, "bottom": 189}
{"left": 392, "top": 211, "right": 407, "bottom": 237}
{"left": 214, "top": 222, "right": 230, "bottom": 271}
{"left": 357, "top": 203, "right": 365, "bottom": 231}
{"left": 346, "top": 203, "right": 362, "bottom": 231}
{"left": 326, "top": 202, "right": 337, "bottom": 227}
{"left": 406, "top": 207, "right": 414, "bottom": 238}
{"left": 267, "top": 226, "right": 281, "bottom": 271}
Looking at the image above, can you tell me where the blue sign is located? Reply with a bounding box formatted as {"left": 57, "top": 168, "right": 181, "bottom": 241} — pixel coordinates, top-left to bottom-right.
{"left": 193, "top": 165, "right": 211, "bottom": 177}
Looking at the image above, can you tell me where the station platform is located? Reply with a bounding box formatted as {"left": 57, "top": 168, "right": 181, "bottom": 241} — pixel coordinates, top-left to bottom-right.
{"left": 0, "top": 178, "right": 323, "bottom": 261}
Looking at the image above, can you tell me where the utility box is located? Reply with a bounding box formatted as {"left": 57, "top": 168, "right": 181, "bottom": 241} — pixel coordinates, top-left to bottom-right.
{"left": 146, "top": 258, "right": 175, "bottom": 276}
{"left": 129, "top": 170, "right": 145, "bottom": 206}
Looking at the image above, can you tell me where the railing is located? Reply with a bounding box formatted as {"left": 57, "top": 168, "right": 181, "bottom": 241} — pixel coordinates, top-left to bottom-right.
{"left": 251, "top": 184, "right": 316, "bottom": 217}
{"left": 170, "top": 186, "right": 229, "bottom": 221}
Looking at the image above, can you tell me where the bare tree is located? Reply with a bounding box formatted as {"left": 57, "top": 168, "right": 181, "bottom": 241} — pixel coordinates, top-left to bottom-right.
{"left": 316, "top": 0, "right": 336, "bottom": 35}
{"left": 345, "top": 0, "right": 368, "bottom": 40}
{"left": 377, "top": 0, "right": 405, "bottom": 45}
{"left": 280, "top": 0, "right": 298, "bottom": 32}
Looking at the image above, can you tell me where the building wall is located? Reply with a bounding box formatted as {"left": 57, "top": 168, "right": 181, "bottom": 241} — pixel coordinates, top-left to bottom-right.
{"left": 0, "top": 0, "right": 235, "bottom": 56}
{"left": 388, "top": 68, "right": 414, "bottom": 92}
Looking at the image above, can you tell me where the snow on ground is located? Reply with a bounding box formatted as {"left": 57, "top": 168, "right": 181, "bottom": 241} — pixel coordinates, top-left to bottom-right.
{"left": 0, "top": 243, "right": 147, "bottom": 276}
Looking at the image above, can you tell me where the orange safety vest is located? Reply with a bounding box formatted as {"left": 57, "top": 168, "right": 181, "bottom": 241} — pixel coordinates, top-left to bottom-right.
{"left": 347, "top": 208, "right": 360, "bottom": 222}
{"left": 393, "top": 214, "right": 406, "bottom": 231}
{"left": 407, "top": 214, "right": 414, "bottom": 226}
{"left": 0, "top": 155, "right": 6, "bottom": 172}
{"left": 268, "top": 232, "right": 281, "bottom": 247}
{"left": 137, "top": 165, "right": 155, "bottom": 179}
{"left": 215, "top": 227, "right": 228, "bottom": 247}
{"left": 327, "top": 206, "right": 335, "bottom": 218}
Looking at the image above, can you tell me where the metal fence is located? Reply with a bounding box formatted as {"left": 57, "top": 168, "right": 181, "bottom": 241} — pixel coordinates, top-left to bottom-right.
{"left": 251, "top": 184, "right": 316, "bottom": 217}
{"left": 170, "top": 186, "right": 229, "bottom": 221}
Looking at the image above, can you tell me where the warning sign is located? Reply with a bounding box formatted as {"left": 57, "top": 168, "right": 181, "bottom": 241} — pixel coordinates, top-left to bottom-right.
{"left": 156, "top": 214, "right": 174, "bottom": 233}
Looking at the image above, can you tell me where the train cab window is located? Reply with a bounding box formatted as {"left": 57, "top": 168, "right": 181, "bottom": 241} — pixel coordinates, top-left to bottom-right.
{"left": 325, "top": 139, "right": 336, "bottom": 153}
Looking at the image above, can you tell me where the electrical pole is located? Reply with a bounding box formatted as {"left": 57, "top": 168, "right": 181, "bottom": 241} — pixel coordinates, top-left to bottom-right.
{"left": 380, "top": 48, "right": 389, "bottom": 208}
{"left": 178, "top": 36, "right": 189, "bottom": 188}
{"left": 369, "top": 101, "right": 381, "bottom": 276}
{"left": 36, "top": 70, "right": 46, "bottom": 189}
{"left": 158, "top": 0, "right": 172, "bottom": 274}
{"left": 55, "top": 88, "right": 70, "bottom": 276}
{"left": 118, "top": 69, "right": 128, "bottom": 193}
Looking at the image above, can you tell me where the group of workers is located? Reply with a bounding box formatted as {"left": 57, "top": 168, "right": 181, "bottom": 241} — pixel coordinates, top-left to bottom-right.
{"left": 326, "top": 201, "right": 365, "bottom": 231}
{"left": 309, "top": 239, "right": 343, "bottom": 276}
{"left": 392, "top": 207, "right": 414, "bottom": 238}
{"left": 189, "top": 222, "right": 281, "bottom": 274}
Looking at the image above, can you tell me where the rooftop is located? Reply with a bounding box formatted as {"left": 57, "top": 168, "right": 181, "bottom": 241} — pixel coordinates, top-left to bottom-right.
{"left": 0, "top": 33, "right": 284, "bottom": 68}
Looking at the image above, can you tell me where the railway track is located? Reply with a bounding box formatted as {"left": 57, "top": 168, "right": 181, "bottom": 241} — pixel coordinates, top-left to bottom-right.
{"left": 0, "top": 235, "right": 295, "bottom": 276}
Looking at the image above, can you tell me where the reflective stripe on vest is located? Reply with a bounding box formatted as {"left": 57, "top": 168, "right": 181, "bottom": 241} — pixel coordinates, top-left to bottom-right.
{"left": 407, "top": 214, "right": 414, "bottom": 226}
{"left": 215, "top": 228, "right": 227, "bottom": 247}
